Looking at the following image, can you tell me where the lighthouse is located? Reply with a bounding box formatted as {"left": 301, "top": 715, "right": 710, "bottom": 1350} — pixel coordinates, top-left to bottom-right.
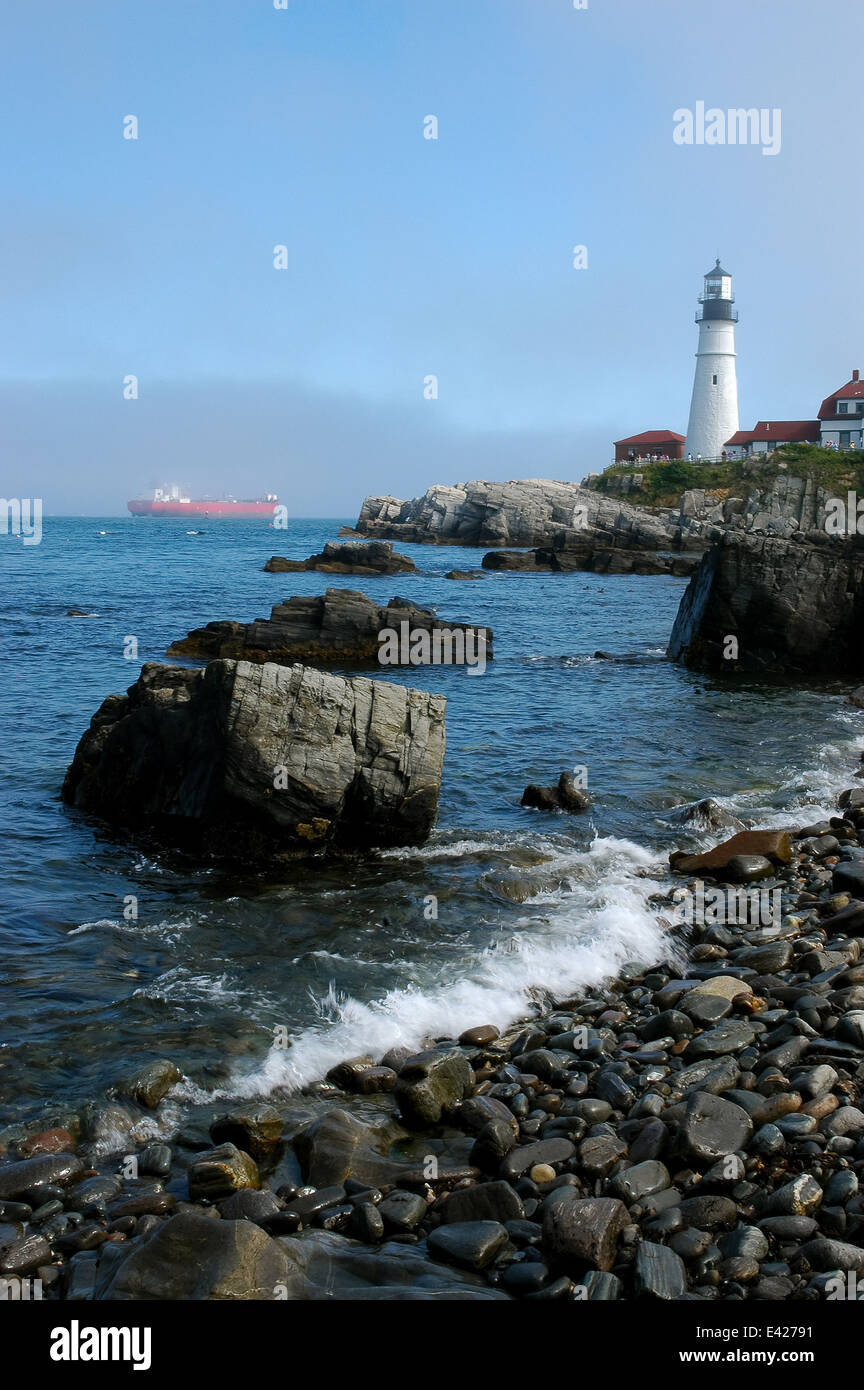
{"left": 683, "top": 260, "right": 740, "bottom": 460}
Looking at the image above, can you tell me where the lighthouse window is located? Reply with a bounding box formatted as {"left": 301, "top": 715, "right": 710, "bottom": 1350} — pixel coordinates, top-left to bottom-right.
{"left": 712, "top": 374, "right": 718, "bottom": 385}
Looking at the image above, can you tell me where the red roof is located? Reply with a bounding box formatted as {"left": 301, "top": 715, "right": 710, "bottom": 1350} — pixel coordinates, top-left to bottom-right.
{"left": 613, "top": 430, "right": 686, "bottom": 446}
{"left": 818, "top": 373, "right": 864, "bottom": 420}
{"left": 725, "top": 420, "right": 820, "bottom": 446}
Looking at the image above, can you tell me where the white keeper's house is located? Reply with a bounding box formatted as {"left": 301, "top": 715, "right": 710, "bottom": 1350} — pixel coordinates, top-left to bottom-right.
{"left": 724, "top": 369, "right": 864, "bottom": 459}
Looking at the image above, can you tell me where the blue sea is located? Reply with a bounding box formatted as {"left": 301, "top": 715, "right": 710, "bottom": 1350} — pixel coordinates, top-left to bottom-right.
{"left": 2, "top": 516, "right": 861, "bottom": 1141}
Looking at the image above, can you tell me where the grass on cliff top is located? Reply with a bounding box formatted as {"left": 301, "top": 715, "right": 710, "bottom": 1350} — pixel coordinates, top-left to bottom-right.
{"left": 591, "top": 445, "right": 864, "bottom": 507}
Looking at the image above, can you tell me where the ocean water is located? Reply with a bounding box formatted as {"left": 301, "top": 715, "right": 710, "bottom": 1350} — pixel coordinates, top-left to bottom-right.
{"left": 1, "top": 516, "right": 861, "bottom": 1134}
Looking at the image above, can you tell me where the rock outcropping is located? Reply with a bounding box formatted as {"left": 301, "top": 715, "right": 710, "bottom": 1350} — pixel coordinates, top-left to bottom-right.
{"left": 167, "top": 589, "right": 493, "bottom": 667}
{"left": 62, "top": 660, "right": 446, "bottom": 857}
{"left": 482, "top": 547, "right": 699, "bottom": 577}
{"left": 355, "top": 480, "right": 702, "bottom": 552}
{"left": 668, "top": 533, "right": 864, "bottom": 676}
{"left": 264, "top": 541, "right": 415, "bottom": 575}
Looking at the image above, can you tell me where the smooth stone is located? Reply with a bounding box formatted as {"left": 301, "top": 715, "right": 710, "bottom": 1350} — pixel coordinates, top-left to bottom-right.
{"left": 634, "top": 1241, "right": 687, "bottom": 1299}
{"left": 541, "top": 1193, "right": 628, "bottom": 1273}
{"left": 427, "top": 1220, "right": 509, "bottom": 1271}
{"left": 187, "top": 1143, "right": 260, "bottom": 1202}
{"left": 679, "top": 1091, "right": 753, "bottom": 1163}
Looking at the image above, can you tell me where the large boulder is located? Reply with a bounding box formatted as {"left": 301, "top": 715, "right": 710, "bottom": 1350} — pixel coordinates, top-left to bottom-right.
{"left": 62, "top": 660, "right": 445, "bottom": 858}
{"left": 94, "top": 1213, "right": 293, "bottom": 1300}
{"left": 264, "top": 540, "right": 415, "bottom": 574}
{"left": 168, "top": 589, "right": 492, "bottom": 668}
{"left": 668, "top": 532, "right": 864, "bottom": 676}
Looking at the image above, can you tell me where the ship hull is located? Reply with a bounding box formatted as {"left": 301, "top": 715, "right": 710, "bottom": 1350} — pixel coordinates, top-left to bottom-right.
{"left": 128, "top": 500, "right": 276, "bottom": 517}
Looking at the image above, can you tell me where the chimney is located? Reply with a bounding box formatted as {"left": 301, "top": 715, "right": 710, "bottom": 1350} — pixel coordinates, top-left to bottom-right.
{"left": 854, "top": 369, "right": 861, "bottom": 382}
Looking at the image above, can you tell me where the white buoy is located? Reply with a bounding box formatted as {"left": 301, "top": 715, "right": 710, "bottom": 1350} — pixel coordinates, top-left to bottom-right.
{"left": 683, "top": 260, "right": 740, "bottom": 461}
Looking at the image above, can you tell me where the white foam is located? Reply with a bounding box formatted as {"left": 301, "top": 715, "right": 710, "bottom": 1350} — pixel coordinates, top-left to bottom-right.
{"left": 222, "top": 835, "right": 669, "bottom": 1099}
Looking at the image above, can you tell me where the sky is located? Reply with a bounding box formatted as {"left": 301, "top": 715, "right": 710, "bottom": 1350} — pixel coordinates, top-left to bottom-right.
{"left": 1, "top": 0, "right": 862, "bottom": 516}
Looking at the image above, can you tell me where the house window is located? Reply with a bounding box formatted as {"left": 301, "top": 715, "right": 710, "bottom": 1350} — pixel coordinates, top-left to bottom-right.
{"left": 712, "top": 374, "right": 718, "bottom": 385}
{"left": 838, "top": 401, "right": 848, "bottom": 414}
{"left": 840, "top": 432, "right": 851, "bottom": 448}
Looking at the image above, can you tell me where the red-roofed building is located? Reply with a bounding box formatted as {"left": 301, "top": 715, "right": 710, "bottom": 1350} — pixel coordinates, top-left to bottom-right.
{"left": 818, "top": 370, "right": 864, "bottom": 450}
{"left": 613, "top": 430, "right": 685, "bottom": 463}
{"left": 723, "top": 420, "right": 820, "bottom": 459}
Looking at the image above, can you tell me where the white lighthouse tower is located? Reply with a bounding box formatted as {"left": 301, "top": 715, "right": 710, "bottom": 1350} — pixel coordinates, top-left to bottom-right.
{"left": 683, "top": 259, "right": 739, "bottom": 460}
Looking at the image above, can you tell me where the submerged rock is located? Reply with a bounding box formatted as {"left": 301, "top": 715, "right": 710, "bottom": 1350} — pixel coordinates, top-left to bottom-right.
{"left": 62, "top": 659, "right": 446, "bottom": 859}
{"left": 264, "top": 540, "right": 415, "bottom": 575}
{"left": 521, "top": 771, "right": 590, "bottom": 814}
{"left": 482, "top": 546, "right": 699, "bottom": 576}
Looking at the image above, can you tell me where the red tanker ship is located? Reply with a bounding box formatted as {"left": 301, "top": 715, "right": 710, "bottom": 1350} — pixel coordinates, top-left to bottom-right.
{"left": 128, "top": 486, "right": 279, "bottom": 518}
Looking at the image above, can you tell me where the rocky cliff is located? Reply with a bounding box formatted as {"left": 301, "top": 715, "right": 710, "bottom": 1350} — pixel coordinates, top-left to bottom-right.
{"left": 62, "top": 660, "right": 446, "bottom": 857}
{"left": 668, "top": 532, "right": 864, "bottom": 676}
{"left": 354, "top": 479, "right": 703, "bottom": 551}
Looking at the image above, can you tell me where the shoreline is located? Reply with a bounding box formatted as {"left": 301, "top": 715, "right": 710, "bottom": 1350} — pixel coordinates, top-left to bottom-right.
{"left": 3, "top": 719, "right": 864, "bottom": 1300}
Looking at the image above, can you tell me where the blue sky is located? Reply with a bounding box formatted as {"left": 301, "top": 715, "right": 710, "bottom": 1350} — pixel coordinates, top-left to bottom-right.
{"left": 1, "top": 0, "right": 861, "bottom": 514}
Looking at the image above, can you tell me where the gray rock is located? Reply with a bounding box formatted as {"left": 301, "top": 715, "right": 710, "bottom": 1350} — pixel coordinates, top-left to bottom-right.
{"left": 541, "top": 1192, "right": 628, "bottom": 1273}
{"left": 438, "top": 1181, "right": 524, "bottom": 1225}
{"left": 798, "top": 1237, "right": 864, "bottom": 1271}
{"left": 394, "top": 1050, "right": 474, "bottom": 1127}
{"left": 427, "top": 1220, "right": 509, "bottom": 1270}
{"left": 0, "top": 1233, "right": 51, "bottom": 1275}
{"left": 120, "top": 1059, "right": 180, "bottom": 1109}
{"left": 95, "top": 1212, "right": 294, "bottom": 1300}
{"left": 210, "top": 1104, "right": 283, "bottom": 1160}
{"left": 377, "top": 1190, "right": 428, "bottom": 1232}
{"left": 0, "top": 1155, "right": 84, "bottom": 1200}
{"left": 611, "top": 1160, "right": 670, "bottom": 1204}
{"left": 761, "top": 1174, "right": 822, "bottom": 1216}
{"left": 822, "top": 1106, "right": 864, "bottom": 1138}
{"left": 834, "top": 863, "right": 864, "bottom": 899}
{"left": 676, "top": 1195, "right": 737, "bottom": 1231}
{"left": 354, "top": 479, "right": 685, "bottom": 552}
{"left": 684, "top": 1021, "right": 757, "bottom": 1059}
{"left": 634, "top": 1241, "right": 687, "bottom": 1299}
{"left": 292, "top": 1109, "right": 420, "bottom": 1188}
{"left": 62, "top": 659, "right": 446, "bottom": 857}
{"left": 668, "top": 532, "right": 864, "bottom": 677}
{"left": 724, "top": 854, "right": 774, "bottom": 884}
{"left": 277, "top": 1229, "right": 509, "bottom": 1299}
{"left": 679, "top": 1090, "right": 753, "bottom": 1163}
{"left": 217, "top": 1189, "right": 281, "bottom": 1224}
{"left": 501, "top": 1138, "right": 575, "bottom": 1181}
{"left": 187, "top": 1143, "right": 259, "bottom": 1202}
{"left": 168, "top": 587, "right": 492, "bottom": 668}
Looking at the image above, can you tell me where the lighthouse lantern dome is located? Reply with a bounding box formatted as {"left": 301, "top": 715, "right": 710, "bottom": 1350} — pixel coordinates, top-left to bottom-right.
{"left": 698, "top": 259, "right": 736, "bottom": 321}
